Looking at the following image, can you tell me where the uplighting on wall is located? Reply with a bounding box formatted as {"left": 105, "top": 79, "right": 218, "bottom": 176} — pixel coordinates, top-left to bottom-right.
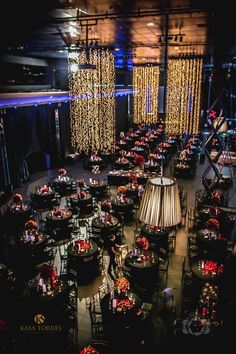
{"left": 68, "top": 48, "right": 115, "bottom": 154}
{"left": 133, "top": 65, "right": 160, "bottom": 124}
{"left": 166, "top": 57, "right": 203, "bottom": 134}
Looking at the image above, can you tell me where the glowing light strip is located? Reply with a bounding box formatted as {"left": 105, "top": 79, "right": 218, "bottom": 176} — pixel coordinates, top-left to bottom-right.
{"left": 133, "top": 66, "right": 160, "bottom": 124}
{"left": 166, "top": 57, "right": 203, "bottom": 134}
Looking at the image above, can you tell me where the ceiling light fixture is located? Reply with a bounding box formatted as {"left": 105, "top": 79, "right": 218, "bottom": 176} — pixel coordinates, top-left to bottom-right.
{"left": 147, "top": 22, "right": 154, "bottom": 27}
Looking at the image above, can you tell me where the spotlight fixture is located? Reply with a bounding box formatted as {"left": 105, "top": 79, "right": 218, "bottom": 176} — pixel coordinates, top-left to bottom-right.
{"left": 147, "top": 22, "right": 154, "bottom": 27}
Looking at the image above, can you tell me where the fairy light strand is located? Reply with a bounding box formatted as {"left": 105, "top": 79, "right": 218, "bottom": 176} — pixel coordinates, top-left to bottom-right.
{"left": 68, "top": 49, "right": 115, "bottom": 154}
{"left": 133, "top": 65, "right": 160, "bottom": 124}
{"left": 166, "top": 57, "right": 203, "bottom": 134}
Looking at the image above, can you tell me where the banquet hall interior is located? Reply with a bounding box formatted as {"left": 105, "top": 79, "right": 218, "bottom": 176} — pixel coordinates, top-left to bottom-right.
{"left": 0, "top": 1, "right": 236, "bottom": 353}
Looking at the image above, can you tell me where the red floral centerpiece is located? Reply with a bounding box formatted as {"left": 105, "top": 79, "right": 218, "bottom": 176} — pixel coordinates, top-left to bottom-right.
{"left": 120, "top": 150, "right": 127, "bottom": 156}
{"left": 114, "top": 277, "right": 130, "bottom": 293}
{"left": 53, "top": 209, "right": 64, "bottom": 217}
{"left": 129, "top": 173, "right": 137, "bottom": 182}
{"left": 40, "top": 185, "right": 49, "bottom": 193}
{"left": 202, "top": 261, "right": 224, "bottom": 276}
{"left": 104, "top": 214, "right": 113, "bottom": 224}
{"left": 211, "top": 191, "right": 221, "bottom": 205}
{"left": 74, "top": 240, "right": 91, "bottom": 252}
{"left": 78, "top": 191, "right": 87, "bottom": 199}
{"left": 134, "top": 154, "right": 145, "bottom": 166}
{"left": 78, "top": 179, "right": 85, "bottom": 188}
{"left": 118, "top": 185, "right": 126, "bottom": 194}
{"left": 135, "top": 141, "right": 141, "bottom": 146}
{"left": 116, "top": 298, "right": 134, "bottom": 311}
{"left": 207, "top": 217, "right": 220, "bottom": 230}
{"left": 100, "top": 200, "right": 112, "bottom": 212}
{"left": 12, "top": 193, "right": 23, "bottom": 204}
{"left": 25, "top": 219, "right": 38, "bottom": 231}
{"left": 58, "top": 168, "right": 67, "bottom": 176}
{"left": 80, "top": 345, "right": 99, "bottom": 354}
{"left": 136, "top": 236, "right": 149, "bottom": 250}
{"left": 38, "top": 263, "right": 58, "bottom": 293}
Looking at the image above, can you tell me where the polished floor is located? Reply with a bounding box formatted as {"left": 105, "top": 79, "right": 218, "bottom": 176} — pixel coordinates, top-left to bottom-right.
{"left": 13, "top": 148, "right": 236, "bottom": 353}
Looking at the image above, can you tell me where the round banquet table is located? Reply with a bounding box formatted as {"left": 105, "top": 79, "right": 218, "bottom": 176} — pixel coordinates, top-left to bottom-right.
{"left": 46, "top": 209, "right": 72, "bottom": 229}
{"left": 67, "top": 241, "right": 99, "bottom": 283}
{"left": 113, "top": 160, "right": 131, "bottom": 170}
{"left": 131, "top": 147, "right": 145, "bottom": 155}
{"left": 191, "top": 259, "right": 224, "bottom": 282}
{"left": 32, "top": 188, "right": 55, "bottom": 206}
{"left": 140, "top": 225, "right": 169, "bottom": 251}
{"left": 196, "top": 229, "right": 227, "bottom": 259}
{"left": 91, "top": 216, "right": 119, "bottom": 244}
{"left": 68, "top": 193, "right": 93, "bottom": 214}
{"left": 89, "top": 182, "right": 108, "bottom": 198}
{"left": 100, "top": 292, "right": 145, "bottom": 352}
{"left": 111, "top": 197, "right": 134, "bottom": 214}
{"left": 53, "top": 177, "right": 74, "bottom": 196}
{"left": 124, "top": 250, "right": 159, "bottom": 287}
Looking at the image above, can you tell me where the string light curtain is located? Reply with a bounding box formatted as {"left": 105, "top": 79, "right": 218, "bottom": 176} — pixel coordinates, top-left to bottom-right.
{"left": 68, "top": 49, "right": 115, "bottom": 154}
{"left": 166, "top": 57, "right": 203, "bottom": 134}
{"left": 133, "top": 65, "right": 160, "bottom": 124}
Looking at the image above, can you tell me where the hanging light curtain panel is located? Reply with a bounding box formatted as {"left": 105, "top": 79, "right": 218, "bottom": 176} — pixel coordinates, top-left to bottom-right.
{"left": 68, "top": 49, "right": 115, "bottom": 154}
{"left": 166, "top": 57, "right": 203, "bottom": 134}
{"left": 133, "top": 65, "right": 160, "bottom": 124}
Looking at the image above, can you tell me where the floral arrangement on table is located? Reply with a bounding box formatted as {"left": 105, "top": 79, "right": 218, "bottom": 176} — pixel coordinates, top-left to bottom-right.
{"left": 135, "top": 140, "right": 141, "bottom": 146}
{"left": 24, "top": 219, "right": 38, "bottom": 231}
{"left": 104, "top": 214, "right": 113, "bottom": 225}
{"left": 201, "top": 261, "right": 224, "bottom": 276}
{"left": 148, "top": 225, "right": 161, "bottom": 232}
{"left": 100, "top": 200, "right": 112, "bottom": 212}
{"left": 53, "top": 209, "right": 65, "bottom": 217}
{"left": 136, "top": 236, "right": 149, "bottom": 250}
{"left": 79, "top": 345, "right": 99, "bottom": 354}
{"left": 38, "top": 263, "right": 58, "bottom": 294}
{"left": 117, "top": 157, "right": 129, "bottom": 164}
{"left": 206, "top": 217, "right": 220, "bottom": 230}
{"left": 77, "top": 179, "right": 85, "bottom": 188}
{"left": 74, "top": 240, "right": 91, "bottom": 252}
{"left": 78, "top": 191, "right": 88, "bottom": 199}
{"left": 211, "top": 191, "right": 221, "bottom": 205}
{"left": 129, "top": 173, "right": 137, "bottom": 182}
{"left": 58, "top": 168, "right": 67, "bottom": 176}
{"left": 114, "top": 277, "right": 130, "bottom": 293}
{"left": 120, "top": 149, "right": 127, "bottom": 156}
{"left": 12, "top": 193, "right": 23, "bottom": 204}
{"left": 40, "top": 185, "right": 49, "bottom": 194}
{"left": 116, "top": 298, "right": 134, "bottom": 312}
{"left": 134, "top": 154, "right": 145, "bottom": 166}
{"left": 118, "top": 185, "right": 126, "bottom": 194}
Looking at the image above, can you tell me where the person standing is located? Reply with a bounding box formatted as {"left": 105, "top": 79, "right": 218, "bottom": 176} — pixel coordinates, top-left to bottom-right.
{"left": 107, "top": 234, "right": 119, "bottom": 281}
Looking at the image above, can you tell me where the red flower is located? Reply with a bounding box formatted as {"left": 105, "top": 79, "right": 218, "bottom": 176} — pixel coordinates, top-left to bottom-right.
{"left": 129, "top": 173, "right": 137, "bottom": 182}
{"left": 207, "top": 218, "right": 220, "bottom": 230}
{"left": 74, "top": 240, "right": 90, "bottom": 252}
{"left": 135, "top": 141, "right": 141, "bottom": 146}
{"left": 53, "top": 209, "right": 64, "bottom": 217}
{"left": 40, "top": 185, "right": 49, "bottom": 193}
{"left": 25, "top": 220, "right": 38, "bottom": 230}
{"left": 134, "top": 154, "right": 145, "bottom": 165}
{"left": 12, "top": 193, "right": 23, "bottom": 203}
{"left": 80, "top": 345, "right": 99, "bottom": 354}
{"left": 211, "top": 191, "right": 221, "bottom": 205}
{"left": 114, "top": 277, "right": 130, "bottom": 293}
{"left": 136, "top": 236, "right": 149, "bottom": 250}
{"left": 118, "top": 185, "right": 126, "bottom": 194}
{"left": 58, "top": 168, "right": 67, "bottom": 175}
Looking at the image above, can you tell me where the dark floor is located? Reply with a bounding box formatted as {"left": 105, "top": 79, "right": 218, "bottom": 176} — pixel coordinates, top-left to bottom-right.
{"left": 9, "top": 148, "right": 236, "bottom": 353}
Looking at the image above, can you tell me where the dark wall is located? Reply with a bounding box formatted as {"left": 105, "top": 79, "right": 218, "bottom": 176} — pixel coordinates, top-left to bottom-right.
{"left": 3, "top": 102, "right": 70, "bottom": 188}
{"left": 115, "top": 95, "right": 129, "bottom": 136}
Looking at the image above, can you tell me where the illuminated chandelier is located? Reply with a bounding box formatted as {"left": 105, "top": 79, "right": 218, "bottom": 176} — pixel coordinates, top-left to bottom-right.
{"left": 166, "top": 57, "right": 203, "bottom": 134}
{"left": 133, "top": 65, "right": 160, "bottom": 124}
{"left": 68, "top": 48, "right": 115, "bottom": 154}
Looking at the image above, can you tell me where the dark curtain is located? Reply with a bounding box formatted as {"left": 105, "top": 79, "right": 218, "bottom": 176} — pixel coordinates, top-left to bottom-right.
{"left": 4, "top": 102, "right": 70, "bottom": 188}
{"left": 115, "top": 95, "right": 128, "bottom": 137}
